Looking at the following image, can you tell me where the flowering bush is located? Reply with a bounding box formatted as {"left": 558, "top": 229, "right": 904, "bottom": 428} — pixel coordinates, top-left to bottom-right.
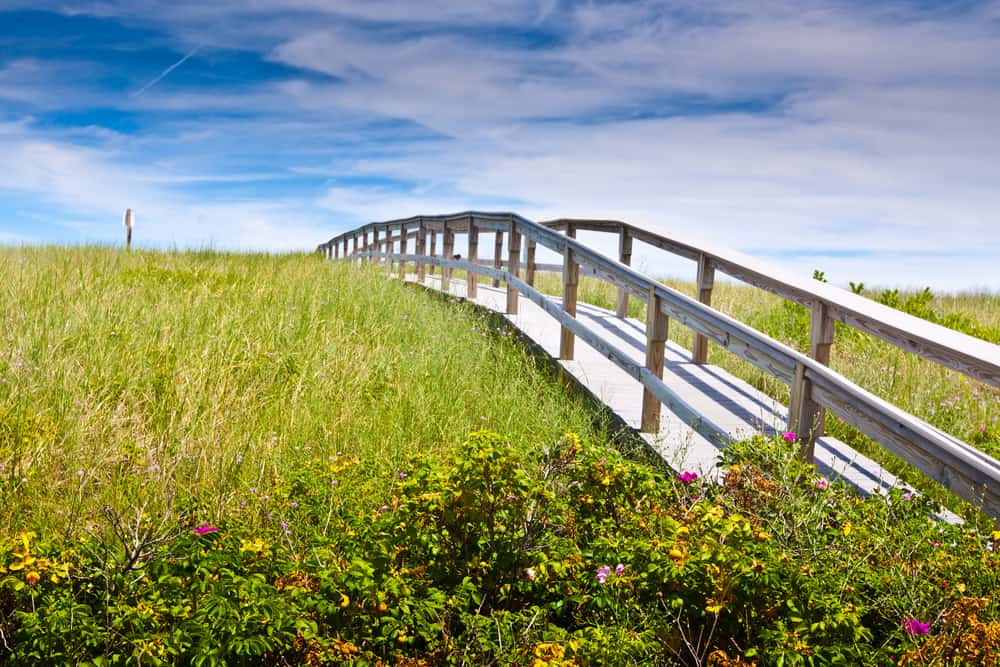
{"left": 0, "top": 431, "right": 998, "bottom": 664}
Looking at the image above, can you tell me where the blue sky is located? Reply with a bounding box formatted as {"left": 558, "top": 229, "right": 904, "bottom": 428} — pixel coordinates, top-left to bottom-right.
{"left": 1, "top": 1, "right": 999, "bottom": 290}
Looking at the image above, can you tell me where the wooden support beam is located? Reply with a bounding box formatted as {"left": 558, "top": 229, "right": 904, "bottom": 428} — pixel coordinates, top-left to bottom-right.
{"left": 343, "top": 237, "right": 348, "bottom": 259}
{"left": 370, "top": 228, "right": 379, "bottom": 266}
{"left": 429, "top": 231, "right": 437, "bottom": 275}
{"left": 492, "top": 231, "right": 503, "bottom": 287}
{"left": 506, "top": 222, "right": 521, "bottom": 314}
{"left": 416, "top": 222, "right": 427, "bottom": 282}
{"left": 362, "top": 231, "right": 369, "bottom": 264}
{"left": 351, "top": 235, "right": 358, "bottom": 261}
{"left": 441, "top": 224, "right": 455, "bottom": 291}
{"left": 616, "top": 228, "right": 632, "bottom": 318}
{"left": 467, "top": 219, "right": 479, "bottom": 298}
{"left": 692, "top": 253, "right": 716, "bottom": 364}
{"left": 641, "top": 286, "right": 670, "bottom": 433}
{"left": 385, "top": 225, "right": 394, "bottom": 275}
{"left": 788, "top": 301, "right": 837, "bottom": 461}
{"left": 398, "top": 225, "right": 408, "bottom": 280}
{"left": 525, "top": 240, "right": 537, "bottom": 287}
{"left": 560, "top": 224, "right": 578, "bottom": 360}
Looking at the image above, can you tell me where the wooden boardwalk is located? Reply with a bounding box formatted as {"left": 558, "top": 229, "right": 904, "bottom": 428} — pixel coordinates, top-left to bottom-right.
{"left": 415, "top": 272, "right": 953, "bottom": 512}
{"left": 322, "top": 212, "right": 1000, "bottom": 520}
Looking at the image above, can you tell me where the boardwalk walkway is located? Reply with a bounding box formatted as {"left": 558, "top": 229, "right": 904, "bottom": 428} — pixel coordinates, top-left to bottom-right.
{"left": 413, "top": 272, "right": 932, "bottom": 505}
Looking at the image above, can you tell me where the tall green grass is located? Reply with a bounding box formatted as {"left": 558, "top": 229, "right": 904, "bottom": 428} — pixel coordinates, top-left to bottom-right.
{"left": 0, "top": 247, "right": 612, "bottom": 539}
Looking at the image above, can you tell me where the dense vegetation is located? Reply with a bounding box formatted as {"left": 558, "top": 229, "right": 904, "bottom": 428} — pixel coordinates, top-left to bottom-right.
{"left": 1, "top": 248, "right": 998, "bottom": 665}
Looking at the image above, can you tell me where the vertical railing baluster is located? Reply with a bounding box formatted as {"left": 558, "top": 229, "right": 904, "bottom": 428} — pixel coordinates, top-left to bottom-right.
{"left": 467, "top": 217, "right": 479, "bottom": 298}
{"left": 560, "top": 223, "right": 578, "bottom": 360}
{"left": 616, "top": 226, "right": 632, "bottom": 318}
{"left": 642, "top": 286, "right": 669, "bottom": 433}
{"left": 506, "top": 219, "right": 521, "bottom": 314}
{"left": 692, "top": 253, "right": 715, "bottom": 364}
{"left": 525, "top": 239, "right": 537, "bottom": 287}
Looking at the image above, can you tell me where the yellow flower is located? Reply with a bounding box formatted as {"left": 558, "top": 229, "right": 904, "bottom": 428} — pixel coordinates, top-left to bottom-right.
{"left": 25, "top": 571, "right": 40, "bottom": 587}
{"left": 340, "top": 593, "right": 350, "bottom": 608}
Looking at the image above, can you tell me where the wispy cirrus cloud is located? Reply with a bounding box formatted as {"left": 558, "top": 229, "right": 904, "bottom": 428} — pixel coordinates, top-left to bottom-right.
{"left": 0, "top": 1, "right": 998, "bottom": 289}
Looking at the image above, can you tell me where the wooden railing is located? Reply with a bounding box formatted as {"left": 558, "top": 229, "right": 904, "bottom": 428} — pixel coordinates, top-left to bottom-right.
{"left": 317, "top": 212, "right": 1000, "bottom": 518}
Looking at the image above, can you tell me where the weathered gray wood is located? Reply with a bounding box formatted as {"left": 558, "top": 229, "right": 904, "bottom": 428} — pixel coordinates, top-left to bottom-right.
{"left": 398, "top": 225, "right": 408, "bottom": 281}
{"left": 507, "top": 224, "right": 521, "bottom": 314}
{"left": 560, "top": 224, "right": 578, "bottom": 360}
{"left": 416, "top": 222, "right": 426, "bottom": 281}
{"left": 525, "top": 240, "right": 537, "bottom": 287}
{"left": 616, "top": 229, "right": 632, "bottom": 318}
{"left": 692, "top": 254, "right": 715, "bottom": 364}
{"left": 442, "top": 224, "right": 455, "bottom": 292}
{"left": 493, "top": 231, "right": 503, "bottom": 288}
{"left": 428, "top": 230, "right": 437, "bottom": 275}
{"left": 467, "top": 220, "right": 479, "bottom": 297}
{"left": 809, "top": 377, "right": 1000, "bottom": 517}
{"left": 642, "top": 286, "right": 669, "bottom": 432}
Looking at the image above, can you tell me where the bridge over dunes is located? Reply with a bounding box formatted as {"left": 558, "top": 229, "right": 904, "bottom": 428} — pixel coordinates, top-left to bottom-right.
{"left": 319, "top": 212, "right": 1000, "bottom": 522}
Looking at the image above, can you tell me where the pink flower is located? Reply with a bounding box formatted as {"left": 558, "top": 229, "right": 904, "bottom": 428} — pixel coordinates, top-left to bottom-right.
{"left": 524, "top": 567, "right": 536, "bottom": 581}
{"left": 192, "top": 523, "right": 218, "bottom": 536}
{"left": 815, "top": 478, "right": 828, "bottom": 490}
{"left": 596, "top": 565, "right": 612, "bottom": 584}
{"left": 615, "top": 563, "right": 626, "bottom": 577}
{"left": 782, "top": 431, "right": 797, "bottom": 442}
{"left": 677, "top": 471, "right": 699, "bottom": 484}
{"left": 903, "top": 617, "right": 931, "bottom": 635}
{"left": 979, "top": 424, "right": 987, "bottom": 432}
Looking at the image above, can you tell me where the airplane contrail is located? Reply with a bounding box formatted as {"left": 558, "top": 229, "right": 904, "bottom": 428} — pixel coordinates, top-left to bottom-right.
{"left": 131, "top": 45, "right": 202, "bottom": 98}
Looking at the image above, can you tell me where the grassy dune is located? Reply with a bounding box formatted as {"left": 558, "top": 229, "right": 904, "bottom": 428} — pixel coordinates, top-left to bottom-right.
{"left": 0, "top": 247, "right": 612, "bottom": 537}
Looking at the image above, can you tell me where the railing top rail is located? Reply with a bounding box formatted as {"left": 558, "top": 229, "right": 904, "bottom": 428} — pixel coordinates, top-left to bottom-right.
{"left": 536, "top": 217, "right": 1000, "bottom": 390}
{"left": 322, "top": 212, "right": 1000, "bottom": 391}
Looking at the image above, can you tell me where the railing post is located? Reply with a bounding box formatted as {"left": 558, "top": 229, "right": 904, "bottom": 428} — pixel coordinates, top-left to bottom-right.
{"left": 642, "top": 286, "right": 670, "bottom": 433}
{"left": 616, "top": 227, "right": 632, "bottom": 318}
{"left": 428, "top": 230, "right": 437, "bottom": 275}
{"left": 343, "top": 236, "right": 348, "bottom": 260}
{"left": 351, "top": 235, "right": 358, "bottom": 263}
{"left": 467, "top": 217, "right": 479, "bottom": 298}
{"left": 416, "top": 220, "right": 426, "bottom": 282}
{"left": 788, "top": 302, "right": 834, "bottom": 461}
{"left": 398, "top": 223, "right": 408, "bottom": 280}
{"left": 525, "top": 239, "right": 537, "bottom": 287}
{"left": 385, "top": 225, "right": 394, "bottom": 275}
{"left": 560, "top": 224, "right": 578, "bottom": 360}
{"left": 506, "top": 220, "right": 521, "bottom": 314}
{"left": 692, "top": 253, "right": 715, "bottom": 364}
{"left": 371, "top": 228, "right": 379, "bottom": 266}
{"left": 492, "top": 231, "right": 503, "bottom": 287}
{"left": 442, "top": 223, "right": 454, "bottom": 292}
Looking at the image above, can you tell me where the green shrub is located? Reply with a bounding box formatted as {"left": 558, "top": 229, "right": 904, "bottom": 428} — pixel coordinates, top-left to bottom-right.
{"left": 2, "top": 431, "right": 999, "bottom": 665}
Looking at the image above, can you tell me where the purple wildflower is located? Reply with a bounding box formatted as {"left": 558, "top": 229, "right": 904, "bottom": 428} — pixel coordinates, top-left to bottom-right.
{"left": 192, "top": 523, "right": 218, "bottom": 536}
{"left": 782, "top": 431, "right": 797, "bottom": 442}
{"left": 596, "top": 565, "right": 612, "bottom": 584}
{"left": 815, "top": 478, "right": 829, "bottom": 490}
{"left": 677, "top": 471, "right": 699, "bottom": 484}
{"left": 615, "top": 563, "right": 626, "bottom": 577}
{"left": 902, "top": 617, "right": 931, "bottom": 635}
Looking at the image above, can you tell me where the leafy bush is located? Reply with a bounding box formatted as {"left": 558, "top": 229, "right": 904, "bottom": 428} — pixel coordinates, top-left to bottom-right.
{"left": 2, "top": 431, "right": 999, "bottom": 665}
